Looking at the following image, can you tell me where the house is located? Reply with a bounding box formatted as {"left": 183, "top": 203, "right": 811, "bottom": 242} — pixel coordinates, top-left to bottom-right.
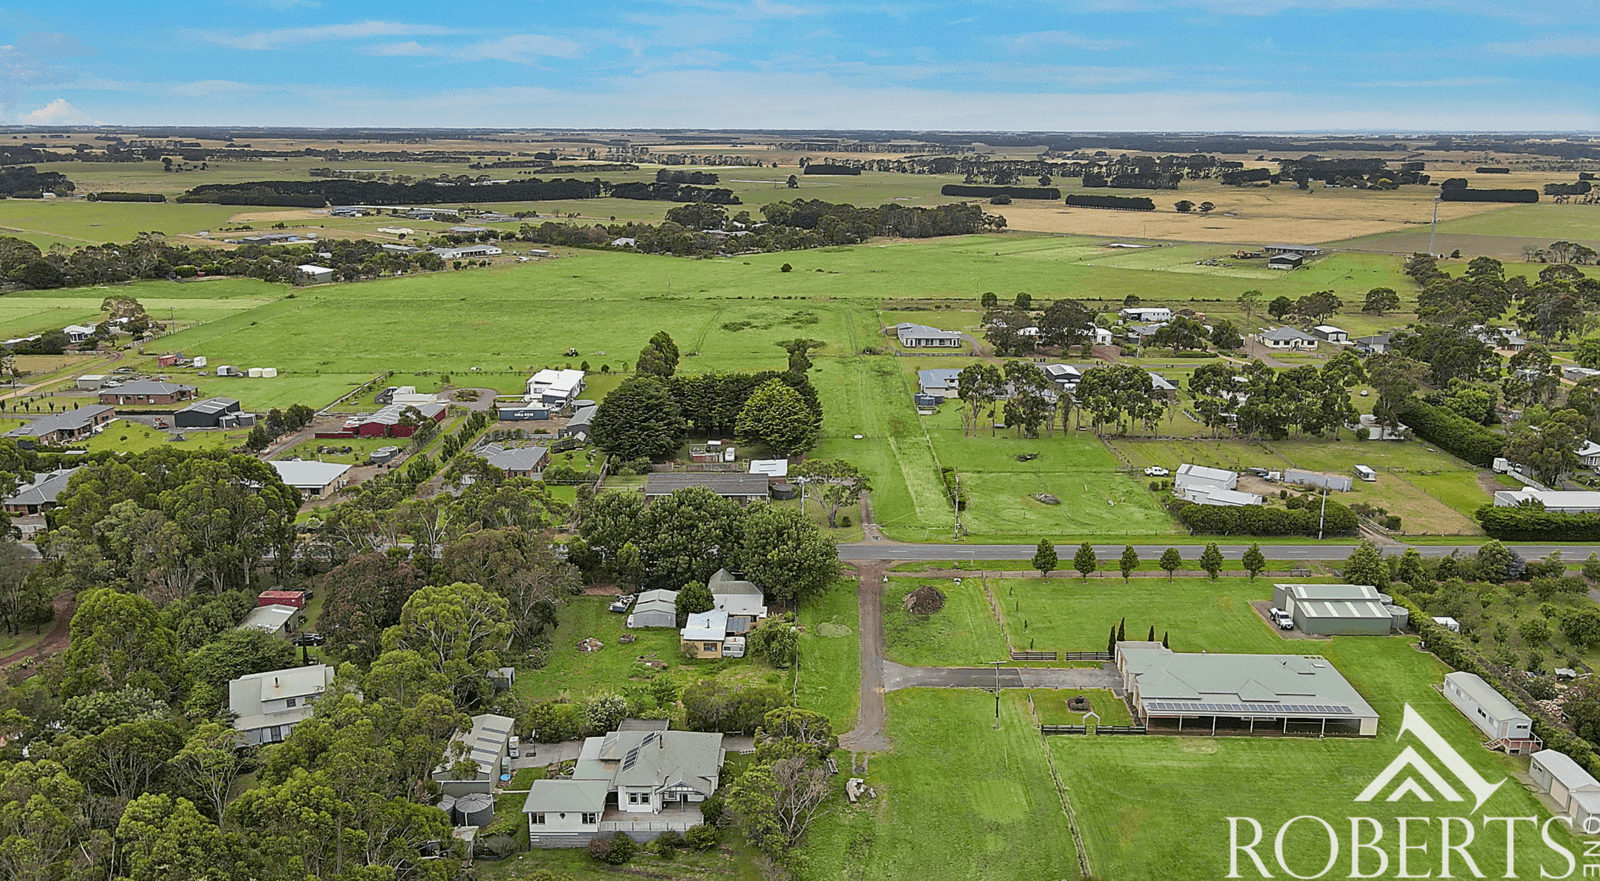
{"left": 1118, "top": 306, "right": 1173, "bottom": 323}
{"left": 2, "top": 468, "right": 78, "bottom": 515}
{"left": 748, "top": 459, "right": 788, "bottom": 482}
{"left": 296, "top": 264, "right": 336, "bottom": 284}
{"left": 3, "top": 404, "right": 114, "bottom": 445}
{"left": 627, "top": 589, "right": 680, "bottom": 629}
{"left": 270, "top": 460, "right": 352, "bottom": 498}
{"left": 431, "top": 245, "right": 503, "bottom": 260}
{"left": 1041, "top": 364, "right": 1081, "bottom": 391}
{"left": 1283, "top": 469, "right": 1353, "bottom": 492}
{"left": 1088, "top": 325, "right": 1115, "bottom": 347}
{"left": 523, "top": 723, "right": 725, "bottom": 847}
{"left": 1148, "top": 372, "right": 1178, "bottom": 399}
{"left": 478, "top": 443, "right": 549, "bottom": 478}
{"left": 525, "top": 369, "right": 586, "bottom": 407}
{"left": 1115, "top": 643, "right": 1378, "bottom": 736}
{"left": 1578, "top": 440, "right": 1600, "bottom": 470}
{"left": 433, "top": 713, "right": 516, "bottom": 797}
{"left": 1530, "top": 751, "right": 1600, "bottom": 828}
{"left": 1272, "top": 584, "right": 1393, "bottom": 636}
{"left": 63, "top": 324, "right": 97, "bottom": 344}
{"left": 708, "top": 569, "right": 768, "bottom": 635}
{"left": 1267, "top": 253, "right": 1304, "bottom": 270}
{"left": 1442, "top": 672, "right": 1538, "bottom": 753}
{"left": 643, "top": 473, "right": 770, "bottom": 504}
{"left": 1474, "top": 326, "right": 1528, "bottom": 352}
{"left": 1352, "top": 333, "right": 1393, "bottom": 355}
{"left": 1254, "top": 327, "right": 1319, "bottom": 350}
{"left": 1493, "top": 488, "right": 1600, "bottom": 514}
{"left": 1124, "top": 322, "right": 1167, "bottom": 345}
{"left": 228, "top": 664, "right": 335, "bottom": 746}
{"left": 561, "top": 403, "right": 597, "bottom": 440}
{"left": 239, "top": 604, "right": 299, "bottom": 640}
{"left": 99, "top": 380, "right": 198, "bottom": 406}
{"left": 895, "top": 323, "right": 962, "bottom": 348}
{"left": 1564, "top": 366, "right": 1600, "bottom": 383}
{"left": 1310, "top": 325, "right": 1349, "bottom": 344}
{"left": 917, "top": 368, "right": 963, "bottom": 399}
{"left": 343, "top": 401, "right": 447, "bottom": 438}
{"left": 1351, "top": 413, "right": 1408, "bottom": 441}
{"left": 681, "top": 610, "right": 730, "bottom": 658}
{"left": 1264, "top": 244, "right": 1324, "bottom": 257}
{"left": 173, "top": 397, "right": 243, "bottom": 429}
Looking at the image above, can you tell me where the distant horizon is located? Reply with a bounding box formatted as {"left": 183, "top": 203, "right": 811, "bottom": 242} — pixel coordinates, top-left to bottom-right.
{"left": 1, "top": 125, "right": 1597, "bottom": 138}
{"left": 3, "top": 2, "right": 1596, "bottom": 131}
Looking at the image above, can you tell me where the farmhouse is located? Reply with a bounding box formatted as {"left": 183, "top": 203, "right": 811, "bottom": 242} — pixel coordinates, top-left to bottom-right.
{"left": 228, "top": 664, "right": 335, "bottom": 747}
{"left": 917, "top": 368, "right": 963, "bottom": 399}
{"left": 477, "top": 443, "right": 549, "bottom": 478}
{"left": 708, "top": 568, "right": 768, "bottom": 634}
{"left": 1493, "top": 488, "right": 1600, "bottom": 514}
{"left": 63, "top": 324, "right": 97, "bottom": 343}
{"left": 1442, "top": 671, "right": 1539, "bottom": 753}
{"left": 1118, "top": 306, "right": 1172, "bottom": 323}
{"left": 3, "top": 404, "right": 114, "bottom": 445}
{"left": 3, "top": 468, "right": 79, "bottom": 515}
{"left": 1266, "top": 253, "right": 1304, "bottom": 270}
{"left": 1474, "top": 326, "right": 1528, "bottom": 352}
{"left": 173, "top": 397, "right": 245, "bottom": 429}
{"left": 1271, "top": 584, "right": 1393, "bottom": 636}
{"left": 644, "top": 472, "right": 770, "bottom": 504}
{"left": 1115, "top": 643, "right": 1379, "bottom": 736}
{"left": 525, "top": 369, "right": 586, "bottom": 407}
{"left": 1310, "top": 325, "right": 1349, "bottom": 344}
{"left": 239, "top": 604, "right": 298, "bottom": 640}
{"left": 296, "top": 264, "right": 335, "bottom": 285}
{"left": 895, "top": 323, "right": 962, "bottom": 348}
{"left": 1352, "top": 333, "right": 1393, "bottom": 355}
{"left": 1530, "top": 751, "right": 1600, "bottom": 828}
{"left": 681, "top": 610, "right": 731, "bottom": 658}
{"left": 270, "top": 460, "right": 352, "bottom": 499}
{"left": 1123, "top": 322, "right": 1166, "bottom": 345}
{"left": 343, "top": 401, "right": 447, "bottom": 438}
{"left": 523, "top": 723, "right": 725, "bottom": 847}
{"left": 431, "top": 245, "right": 503, "bottom": 260}
{"left": 1254, "top": 327, "right": 1319, "bottom": 350}
{"left": 626, "top": 589, "right": 679, "bottom": 629}
{"left": 433, "top": 713, "right": 515, "bottom": 797}
{"left": 100, "top": 380, "right": 198, "bottom": 406}
{"left": 1577, "top": 440, "right": 1600, "bottom": 470}
{"left": 1264, "top": 244, "right": 1323, "bottom": 257}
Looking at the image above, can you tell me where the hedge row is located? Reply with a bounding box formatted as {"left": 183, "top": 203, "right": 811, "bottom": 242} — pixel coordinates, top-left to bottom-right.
{"left": 1394, "top": 593, "right": 1600, "bottom": 777}
{"left": 1065, "top": 194, "right": 1155, "bottom": 211}
{"left": 1545, "top": 181, "right": 1593, "bottom": 196}
{"left": 1220, "top": 168, "right": 1272, "bottom": 185}
{"left": 940, "top": 184, "right": 1061, "bottom": 200}
{"left": 1475, "top": 166, "right": 1511, "bottom": 174}
{"left": 88, "top": 192, "right": 166, "bottom": 203}
{"left": 1441, "top": 188, "right": 1539, "bottom": 203}
{"left": 802, "top": 164, "right": 860, "bottom": 176}
{"left": 1392, "top": 398, "right": 1504, "bottom": 466}
{"left": 1168, "top": 498, "right": 1357, "bottom": 536}
{"left": 1475, "top": 504, "right": 1600, "bottom": 541}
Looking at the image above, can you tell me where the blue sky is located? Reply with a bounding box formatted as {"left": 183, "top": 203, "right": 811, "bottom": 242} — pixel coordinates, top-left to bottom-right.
{"left": 1, "top": 1, "right": 1595, "bottom": 131}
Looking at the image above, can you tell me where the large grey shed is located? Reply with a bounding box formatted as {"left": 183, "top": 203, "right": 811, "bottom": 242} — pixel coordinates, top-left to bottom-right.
{"left": 626, "top": 589, "right": 679, "bottom": 629}
{"left": 1531, "top": 750, "right": 1600, "bottom": 817}
{"left": 1272, "top": 584, "right": 1392, "bottom": 636}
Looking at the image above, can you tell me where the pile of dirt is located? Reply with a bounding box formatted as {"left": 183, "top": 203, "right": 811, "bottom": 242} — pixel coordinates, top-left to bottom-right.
{"left": 578, "top": 637, "right": 604, "bottom": 653}
{"left": 904, "top": 585, "right": 947, "bottom": 615}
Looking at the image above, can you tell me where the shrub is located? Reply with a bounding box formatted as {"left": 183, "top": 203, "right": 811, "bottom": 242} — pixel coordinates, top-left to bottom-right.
{"left": 654, "top": 830, "right": 683, "bottom": 855}
{"left": 604, "top": 832, "right": 635, "bottom": 864}
{"left": 586, "top": 837, "right": 613, "bottom": 862}
{"left": 780, "top": 263, "right": 792, "bottom": 273}
{"left": 698, "top": 794, "right": 725, "bottom": 826}
{"left": 1394, "top": 398, "right": 1504, "bottom": 466}
{"left": 685, "top": 824, "right": 720, "bottom": 850}
{"left": 1476, "top": 505, "right": 1600, "bottom": 542}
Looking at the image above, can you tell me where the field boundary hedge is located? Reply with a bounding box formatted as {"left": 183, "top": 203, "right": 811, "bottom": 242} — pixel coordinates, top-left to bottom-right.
{"left": 1392, "top": 398, "right": 1504, "bottom": 465}
{"left": 1440, "top": 188, "right": 1538, "bottom": 204}
{"left": 940, "top": 184, "right": 1061, "bottom": 200}
{"left": 1065, "top": 194, "right": 1155, "bottom": 211}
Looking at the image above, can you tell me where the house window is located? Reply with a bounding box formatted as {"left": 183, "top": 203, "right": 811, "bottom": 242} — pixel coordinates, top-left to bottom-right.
{"left": 532, "top": 813, "right": 545, "bottom": 825}
{"left": 582, "top": 812, "right": 598, "bottom": 824}
{"left": 628, "top": 792, "right": 647, "bottom": 805}
{"left": 703, "top": 642, "right": 719, "bottom": 652}
{"left": 285, "top": 697, "right": 297, "bottom": 708}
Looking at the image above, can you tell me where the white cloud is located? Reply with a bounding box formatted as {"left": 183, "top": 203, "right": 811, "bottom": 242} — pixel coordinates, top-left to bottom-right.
{"left": 18, "top": 97, "right": 93, "bottom": 125}
{"left": 1004, "top": 31, "right": 1128, "bottom": 53}
{"left": 191, "top": 20, "right": 465, "bottom": 50}
{"left": 359, "top": 33, "right": 586, "bottom": 64}
{"left": 1487, "top": 36, "right": 1600, "bottom": 56}
{"left": 15, "top": 32, "right": 95, "bottom": 58}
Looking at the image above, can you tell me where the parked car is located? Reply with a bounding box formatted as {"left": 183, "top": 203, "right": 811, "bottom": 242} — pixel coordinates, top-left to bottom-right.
{"left": 608, "top": 598, "right": 630, "bottom": 613}
{"left": 1268, "top": 608, "right": 1294, "bottom": 630}
{"left": 1143, "top": 466, "right": 1169, "bottom": 477}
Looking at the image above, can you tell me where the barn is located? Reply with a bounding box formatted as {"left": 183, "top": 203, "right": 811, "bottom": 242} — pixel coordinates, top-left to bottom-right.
{"left": 346, "top": 402, "right": 447, "bottom": 438}
{"left": 626, "top": 589, "right": 680, "bottom": 629}
{"left": 173, "top": 397, "right": 243, "bottom": 429}
{"left": 1272, "top": 583, "right": 1392, "bottom": 636}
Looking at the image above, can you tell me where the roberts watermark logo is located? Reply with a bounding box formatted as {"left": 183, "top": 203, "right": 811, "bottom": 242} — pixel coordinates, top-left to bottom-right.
{"left": 1227, "top": 703, "right": 1586, "bottom": 879}
{"left": 1354, "top": 705, "right": 1504, "bottom": 813}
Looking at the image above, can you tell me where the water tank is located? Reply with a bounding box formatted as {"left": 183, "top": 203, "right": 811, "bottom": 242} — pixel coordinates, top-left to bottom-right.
{"left": 262, "top": 367, "right": 278, "bottom": 378}
{"left": 248, "top": 367, "right": 265, "bottom": 378}
{"left": 455, "top": 792, "right": 494, "bottom": 827}
{"left": 1386, "top": 604, "right": 1410, "bottom": 631}
{"left": 192, "top": 356, "right": 207, "bottom": 368}
{"left": 572, "top": 399, "right": 596, "bottom": 408}
{"left": 436, "top": 795, "right": 456, "bottom": 818}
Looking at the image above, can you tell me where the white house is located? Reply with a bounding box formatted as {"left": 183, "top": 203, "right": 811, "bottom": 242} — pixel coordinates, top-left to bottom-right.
{"left": 1442, "top": 672, "right": 1538, "bottom": 753}
{"left": 228, "top": 664, "right": 335, "bottom": 746}
{"left": 1087, "top": 325, "right": 1115, "bottom": 347}
{"left": 1310, "top": 325, "right": 1349, "bottom": 344}
{"left": 524, "top": 722, "right": 725, "bottom": 846}
{"left": 63, "top": 324, "right": 98, "bottom": 344}
{"left": 895, "top": 323, "right": 962, "bottom": 348}
{"left": 1255, "top": 327, "right": 1319, "bottom": 350}
{"left": 433, "top": 713, "right": 515, "bottom": 797}
{"left": 1118, "top": 306, "right": 1172, "bottom": 323}
{"left": 526, "top": 369, "right": 586, "bottom": 407}
{"left": 1577, "top": 440, "right": 1600, "bottom": 470}
{"left": 1493, "top": 488, "right": 1600, "bottom": 514}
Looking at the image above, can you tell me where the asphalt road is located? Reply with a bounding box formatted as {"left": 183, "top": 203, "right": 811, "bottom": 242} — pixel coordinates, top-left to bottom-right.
{"left": 839, "top": 542, "right": 1600, "bottom": 562}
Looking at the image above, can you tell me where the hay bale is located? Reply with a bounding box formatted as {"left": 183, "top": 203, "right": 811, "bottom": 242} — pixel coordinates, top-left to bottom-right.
{"left": 904, "top": 585, "right": 946, "bottom": 615}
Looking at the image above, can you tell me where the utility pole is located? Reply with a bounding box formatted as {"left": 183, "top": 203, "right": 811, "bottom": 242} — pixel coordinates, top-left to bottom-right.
{"left": 1317, "top": 486, "right": 1328, "bottom": 540}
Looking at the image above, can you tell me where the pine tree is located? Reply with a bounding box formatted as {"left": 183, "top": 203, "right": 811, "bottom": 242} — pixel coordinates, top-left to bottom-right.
{"left": 1119, "top": 545, "right": 1139, "bottom": 582}
{"left": 1199, "top": 542, "right": 1224, "bottom": 581}
{"left": 1162, "top": 630, "right": 1169, "bottom": 648}
{"left": 1073, "top": 542, "right": 1097, "bottom": 581}
{"left": 1117, "top": 617, "right": 1125, "bottom": 642}
{"left": 1146, "top": 625, "right": 1155, "bottom": 642}
{"left": 1107, "top": 625, "right": 1117, "bottom": 656}
{"left": 1032, "top": 539, "right": 1058, "bottom": 579}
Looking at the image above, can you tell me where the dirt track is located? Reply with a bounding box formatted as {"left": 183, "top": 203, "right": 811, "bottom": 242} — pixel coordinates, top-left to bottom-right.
{"left": 839, "top": 561, "right": 890, "bottom": 753}
{"left": 0, "top": 593, "right": 74, "bottom": 674}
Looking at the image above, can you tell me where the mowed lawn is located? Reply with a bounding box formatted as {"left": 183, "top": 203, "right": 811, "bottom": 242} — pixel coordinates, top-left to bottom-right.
{"left": 993, "top": 577, "right": 1288, "bottom": 655}
{"left": 796, "top": 690, "right": 1078, "bottom": 881}
{"left": 1056, "top": 637, "right": 1581, "bottom": 880}
{"left": 797, "top": 578, "right": 862, "bottom": 731}
{"left": 882, "top": 578, "right": 1009, "bottom": 666}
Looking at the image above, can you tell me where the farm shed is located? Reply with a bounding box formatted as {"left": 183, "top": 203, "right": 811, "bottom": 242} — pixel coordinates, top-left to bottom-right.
{"left": 643, "top": 472, "right": 770, "bottom": 505}
{"left": 561, "top": 403, "right": 597, "bottom": 440}
{"left": 1284, "top": 469, "right": 1353, "bottom": 492}
{"left": 344, "top": 402, "right": 447, "bottom": 438}
{"left": 76, "top": 374, "right": 107, "bottom": 390}
{"left": 1493, "top": 488, "right": 1600, "bottom": 514}
{"left": 1264, "top": 244, "right": 1323, "bottom": 257}
{"left": 1267, "top": 253, "right": 1303, "bottom": 270}
{"left": 296, "top": 264, "right": 335, "bottom": 284}
{"left": 1118, "top": 306, "right": 1173, "bottom": 322}
{"left": 1115, "top": 643, "right": 1378, "bottom": 737}
{"left": 1272, "top": 584, "right": 1392, "bottom": 636}
{"left": 1442, "top": 671, "right": 1538, "bottom": 753}
{"left": 270, "top": 460, "right": 353, "bottom": 498}
{"left": 1531, "top": 750, "right": 1600, "bottom": 823}
{"left": 239, "top": 604, "right": 298, "bottom": 640}
{"left": 1310, "top": 325, "right": 1349, "bottom": 344}
{"left": 497, "top": 402, "right": 550, "bottom": 421}
{"left": 173, "top": 397, "right": 242, "bottom": 429}
{"left": 626, "top": 589, "right": 679, "bottom": 629}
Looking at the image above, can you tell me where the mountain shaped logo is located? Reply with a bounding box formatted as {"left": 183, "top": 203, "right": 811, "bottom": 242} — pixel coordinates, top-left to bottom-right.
{"left": 1355, "top": 704, "right": 1505, "bottom": 813}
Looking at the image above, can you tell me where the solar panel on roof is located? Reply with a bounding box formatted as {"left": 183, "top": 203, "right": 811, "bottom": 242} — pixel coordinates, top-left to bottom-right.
{"left": 622, "top": 747, "right": 640, "bottom": 770}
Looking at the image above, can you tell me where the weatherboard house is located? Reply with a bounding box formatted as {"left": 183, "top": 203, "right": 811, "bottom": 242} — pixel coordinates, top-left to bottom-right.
{"left": 895, "top": 323, "right": 962, "bottom": 348}
{"left": 1115, "top": 643, "right": 1379, "bottom": 737}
